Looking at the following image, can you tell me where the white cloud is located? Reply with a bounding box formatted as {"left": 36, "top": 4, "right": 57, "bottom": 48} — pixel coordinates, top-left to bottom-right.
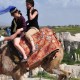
{"left": 0, "top": 0, "right": 80, "bottom": 26}
{"left": 62, "top": 0, "right": 80, "bottom": 7}
{"left": 62, "top": 0, "right": 70, "bottom": 7}
{"left": 0, "top": 0, "right": 25, "bottom": 8}
{"left": 1, "top": 0, "right": 80, "bottom": 9}
{"left": 47, "top": 0, "right": 80, "bottom": 8}
{"left": 35, "top": 1, "right": 40, "bottom": 7}
{"left": 0, "top": 0, "right": 12, "bottom": 8}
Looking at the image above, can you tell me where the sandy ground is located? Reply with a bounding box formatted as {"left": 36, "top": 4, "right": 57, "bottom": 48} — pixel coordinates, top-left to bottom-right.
{"left": 22, "top": 78, "right": 49, "bottom": 80}
{"left": 0, "top": 75, "right": 49, "bottom": 80}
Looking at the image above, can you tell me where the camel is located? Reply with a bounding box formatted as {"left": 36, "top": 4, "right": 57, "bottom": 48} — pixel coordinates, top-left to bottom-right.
{"left": 0, "top": 27, "right": 65, "bottom": 80}
{"left": 60, "top": 32, "right": 80, "bottom": 42}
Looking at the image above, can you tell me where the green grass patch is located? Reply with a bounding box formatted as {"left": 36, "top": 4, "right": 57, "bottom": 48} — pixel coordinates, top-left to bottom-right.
{"left": 53, "top": 27, "right": 80, "bottom": 34}
{"left": 0, "top": 29, "right": 5, "bottom": 36}
{"left": 34, "top": 71, "right": 80, "bottom": 80}
{"left": 33, "top": 71, "right": 57, "bottom": 80}
{"left": 70, "top": 78, "right": 80, "bottom": 80}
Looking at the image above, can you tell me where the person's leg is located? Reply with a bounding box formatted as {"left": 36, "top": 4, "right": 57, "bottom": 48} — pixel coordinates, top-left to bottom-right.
{"left": 25, "top": 27, "right": 39, "bottom": 52}
{"left": 26, "top": 34, "right": 36, "bottom": 52}
{"left": 14, "top": 37, "right": 27, "bottom": 60}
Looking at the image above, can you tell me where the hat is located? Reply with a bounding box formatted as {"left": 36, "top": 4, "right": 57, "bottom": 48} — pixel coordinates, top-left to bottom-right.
{"left": 10, "top": 7, "right": 18, "bottom": 14}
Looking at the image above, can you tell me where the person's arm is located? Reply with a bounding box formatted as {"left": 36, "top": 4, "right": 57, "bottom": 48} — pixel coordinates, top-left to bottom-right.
{"left": 20, "top": 16, "right": 27, "bottom": 31}
{"left": 29, "top": 7, "right": 38, "bottom": 20}
{"left": 0, "top": 28, "right": 23, "bottom": 42}
{"left": 4, "top": 32, "right": 18, "bottom": 41}
{"left": 0, "top": 35, "right": 15, "bottom": 42}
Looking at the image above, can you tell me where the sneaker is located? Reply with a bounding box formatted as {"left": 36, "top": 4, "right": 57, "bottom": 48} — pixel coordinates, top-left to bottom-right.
{"left": 21, "top": 58, "right": 27, "bottom": 63}
{"left": 26, "top": 67, "right": 29, "bottom": 72}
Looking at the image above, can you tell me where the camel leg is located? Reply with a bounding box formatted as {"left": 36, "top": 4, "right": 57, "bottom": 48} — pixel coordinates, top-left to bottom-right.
{"left": 41, "top": 47, "right": 65, "bottom": 80}
{"left": 12, "top": 68, "right": 23, "bottom": 80}
{"left": 12, "top": 74, "right": 21, "bottom": 80}
{"left": 12, "top": 77, "right": 16, "bottom": 80}
{"left": 58, "top": 74, "right": 67, "bottom": 80}
{"left": 58, "top": 75, "right": 64, "bottom": 80}
{"left": 12, "top": 74, "right": 26, "bottom": 80}
{"left": 51, "top": 67, "right": 71, "bottom": 80}
{"left": 28, "top": 70, "right": 33, "bottom": 78}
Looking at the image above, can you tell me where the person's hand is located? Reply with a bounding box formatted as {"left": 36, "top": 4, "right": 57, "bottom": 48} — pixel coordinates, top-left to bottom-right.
{"left": 16, "top": 28, "right": 24, "bottom": 34}
{"left": 30, "top": 7, "right": 34, "bottom": 13}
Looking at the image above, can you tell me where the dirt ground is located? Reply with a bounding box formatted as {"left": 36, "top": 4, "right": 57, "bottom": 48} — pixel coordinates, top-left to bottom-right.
{"left": 0, "top": 75, "right": 49, "bottom": 80}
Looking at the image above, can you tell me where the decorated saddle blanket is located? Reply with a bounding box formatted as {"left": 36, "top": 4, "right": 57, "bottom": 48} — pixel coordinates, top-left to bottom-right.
{"left": 19, "top": 27, "right": 61, "bottom": 67}
{"left": 7, "top": 27, "right": 61, "bottom": 66}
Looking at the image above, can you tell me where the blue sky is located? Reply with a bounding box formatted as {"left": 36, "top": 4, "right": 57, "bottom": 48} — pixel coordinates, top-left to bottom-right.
{"left": 0, "top": 0, "right": 80, "bottom": 26}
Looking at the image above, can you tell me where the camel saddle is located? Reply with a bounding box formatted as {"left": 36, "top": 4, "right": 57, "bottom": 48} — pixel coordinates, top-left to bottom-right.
{"left": 8, "top": 27, "right": 61, "bottom": 67}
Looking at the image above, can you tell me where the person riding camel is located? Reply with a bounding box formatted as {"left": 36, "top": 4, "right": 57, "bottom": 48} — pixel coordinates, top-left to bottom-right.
{"left": 0, "top": 7, "right": 28, "bottom": 62}
{"left": 0, "top": 0, "right": 40, "bottom": 62}
{"left": 25, "top": 0, "right": 40, "bottom": 52}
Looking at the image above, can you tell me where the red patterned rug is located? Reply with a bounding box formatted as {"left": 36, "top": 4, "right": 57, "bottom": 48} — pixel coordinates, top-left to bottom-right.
{"left": 20, "top": 27, "right": 61, "bottom": 68}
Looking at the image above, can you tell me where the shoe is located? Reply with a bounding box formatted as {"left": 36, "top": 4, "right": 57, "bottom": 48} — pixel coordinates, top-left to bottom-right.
{"left": 21, "top": 58, "right": 27, "bottom": 63}
{"left": 26, "top": 67, "right": 29, "bottom": 72}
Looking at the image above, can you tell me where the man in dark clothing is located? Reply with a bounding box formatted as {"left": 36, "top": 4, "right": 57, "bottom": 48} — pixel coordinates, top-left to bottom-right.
{"left": 10, "top": 15, "right": 26, "bottom": 35}
{"left": 0, "top": 7, "right": 28, "bottom": 62}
